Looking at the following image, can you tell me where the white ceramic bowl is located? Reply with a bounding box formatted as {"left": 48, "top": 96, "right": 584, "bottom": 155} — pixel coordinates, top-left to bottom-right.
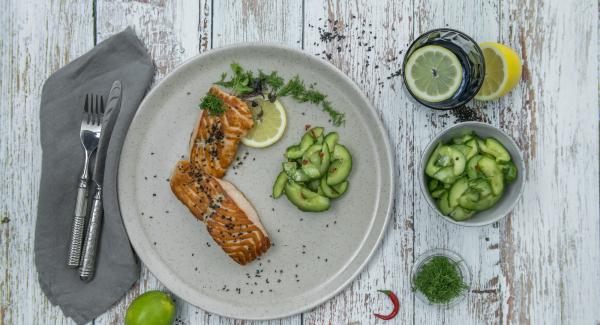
{"left": 419, "top": 122, "right": 525, "bottom": 226}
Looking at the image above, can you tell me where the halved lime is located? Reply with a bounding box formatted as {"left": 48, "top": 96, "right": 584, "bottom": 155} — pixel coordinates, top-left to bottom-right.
{"left": 242, "top": 98, "right": 287, "bottom": 148}
{"left": 405, "top": 45, "right": 463, "bottom": 103}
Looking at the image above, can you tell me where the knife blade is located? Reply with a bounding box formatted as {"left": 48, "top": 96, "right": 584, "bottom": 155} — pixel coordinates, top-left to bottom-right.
{"left": 79, "top": 80, "right": 122, "bottom": 281}
{"left": 92, "top": 80, "right": 122, "bottom": 185}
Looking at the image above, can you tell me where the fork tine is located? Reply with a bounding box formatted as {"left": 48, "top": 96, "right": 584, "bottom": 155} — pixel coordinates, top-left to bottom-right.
{"left": 85, "top": 94, "right": 91, "bottom": 124}
{"left": 89, "top": 95, "right": 94, "bottom": 125}
{"left": 94, "top": 95, "right": 99, "bottom": 125}
{"left": 100, "top": 96, "right": 105, "bottom": 115}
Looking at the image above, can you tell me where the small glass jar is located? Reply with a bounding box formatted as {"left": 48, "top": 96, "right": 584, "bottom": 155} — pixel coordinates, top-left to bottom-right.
{"left": 411, "top": 248, "right": 472, "bottom": 308}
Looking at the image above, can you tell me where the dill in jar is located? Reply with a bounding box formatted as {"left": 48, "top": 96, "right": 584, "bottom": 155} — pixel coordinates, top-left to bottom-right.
{"left": 412, "top": 256, "right": 469, "bottom": 304}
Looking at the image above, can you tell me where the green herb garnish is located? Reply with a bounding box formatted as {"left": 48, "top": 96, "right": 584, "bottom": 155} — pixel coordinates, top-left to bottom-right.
{"left": 412, "top": 256, "right": 468, "bottom": 304}
{"left": 215, "top": 63, "right": 345, "bottom": 126}
{"left": 215, "top": 63, "right": 255, "bottom": 95}
{"left": 258, "top": 70, "right": 284, "bottom": 92}
{"left": 199, "top": 93, "right": 225, "bottom": 115}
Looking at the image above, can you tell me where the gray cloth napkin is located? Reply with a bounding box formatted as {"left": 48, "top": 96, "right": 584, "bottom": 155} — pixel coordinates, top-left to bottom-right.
{"left": 35, "top": 28, "right": 154, "bottom": 324}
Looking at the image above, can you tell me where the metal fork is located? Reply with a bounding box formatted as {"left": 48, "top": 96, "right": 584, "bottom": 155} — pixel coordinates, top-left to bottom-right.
{"left": 67, "top": 94, "right": 104, "bottom": 268}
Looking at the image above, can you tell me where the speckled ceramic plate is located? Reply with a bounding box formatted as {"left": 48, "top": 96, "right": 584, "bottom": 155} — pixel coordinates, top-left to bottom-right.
{"left": 118, "top": 44, "right": 394, "bottom": 320}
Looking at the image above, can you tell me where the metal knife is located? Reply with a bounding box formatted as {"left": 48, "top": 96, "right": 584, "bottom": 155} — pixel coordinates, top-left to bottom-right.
{"left": 79, "top": 80, "right": 122, "bottom": 281}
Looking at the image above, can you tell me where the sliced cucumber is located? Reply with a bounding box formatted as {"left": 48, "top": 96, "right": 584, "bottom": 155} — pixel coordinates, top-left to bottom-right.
{"left": 449, "top": 206, "right": 475, "bottom": 221}
{"left": 316, "top": 134, "right": 324, "bottom": 145}
{"left": 466, "top": 155, "right": 483, "bottom": 179}
{"left": 319, "top": 143, "right": 331, "bottom": 175}
{"left": 324, "top": 132, "right": 339, "bottom": 151}
{"left": 432, "top": 166, "right": 456, "bottom": 184}
{"left": 436, "top": 154, "right": 453, "bottom": 167}
{"left": 469, "top": 178, "right": 493, "bottom": 197}
{"left": 307, "top": 179, "right": 320, "bottom": 192}
{"left": 431, "top": 189, "right": 446, "bottom": 199}
{"left": 425, "top": 144, "right": 443, "bottom": 177}
{"left": 286, "top": 134, "right": 314, "bottom": 159}
{"left": 326, "top": 144, "right": 352, "bottom": 185}
{"left": 284, "top": 181, "right": 330, "bottom": 212}
{"left": 283, "top": 161, "right": 310, "bottom": 182}
{"left": 460, "top": 189, "right": 480, "bottom": 202}
{"left": 332, "top": 181, "right": 348, "bottom": 194}
{"left": 452, "top": 142, "right": 478, "bottom": 161}
{"left": 459, "top": 193, "right": 500, "bottom": 211}
{"left": 477, "top": 156, "right": 504, "bottom": 195}
{"left": 449, "top": 177, "right": 469, "bottom": 208}
{"left": 499, "top": 161, "right": 518, "bottom": 183}
{"left": 308, "top": 127, "right": 324, "bottom": 139}
{"left": 301, "top": 144, "right": 324, "bottom": 178}
{"left": 482, "top": 138, "right": 510, "bottom": 162}
{"left": 320, "top": 177, "right": 348, "bottom": 199}
{"left": 273, "top": 171, "right": 288, "bottom": 198}
{"left": 438, "top": 146, "right": 466, "bottom": 175}
{"left": 465, "top": 139, "right": 479, "bottom": 152}
{"left": 452, "top": 132, "right": 474, "bottom": 144}
{"left": 428, "top": 179, "right": 440, "bottom": 191}
{"left": 301, "top": 163, "right": 321, "bottom": 179}
{"left": 438, "top": 192, "right": 453, "bottom": 215}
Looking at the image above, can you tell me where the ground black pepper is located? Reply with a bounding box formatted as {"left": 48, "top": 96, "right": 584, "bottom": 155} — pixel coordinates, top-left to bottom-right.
{"left": 450, "top": 105, "right": 487, "bottom": 123}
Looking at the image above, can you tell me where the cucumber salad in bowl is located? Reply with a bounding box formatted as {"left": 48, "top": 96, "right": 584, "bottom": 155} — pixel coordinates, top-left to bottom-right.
{"left": 425, "top": 131, "right": 518, "bottom": 221}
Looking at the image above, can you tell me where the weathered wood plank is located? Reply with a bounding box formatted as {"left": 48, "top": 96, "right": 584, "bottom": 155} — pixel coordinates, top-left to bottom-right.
{"left": 207, "top": 1, "right": 302, "bottom": 324}
{"left": 95, "top": 1, "right": 303, "bottom": 324}
{"left": 411, "top": 1, "right": 503, "bottom": 324}
{"left": 211, "top": 0, "right": 303, "bottom": 49}
{"left": 302, "top": 1, "right": 414, "bottom": 323}
{"left": 94, "top": 0, "right": 203, "bottom": 324}
{"left": 0, "top": 1, "right": 94, "bottom": 324}
{"left": 499, "top": 0, "right": 600, "bottom": 323}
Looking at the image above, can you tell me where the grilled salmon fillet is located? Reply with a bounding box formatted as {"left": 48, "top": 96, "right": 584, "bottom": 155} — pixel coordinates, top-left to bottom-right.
{"left": 170, "top": 160, "right": 270, "bottom": 265}
{"left": 189, "top": 86, "right": 254, "bottom": 178}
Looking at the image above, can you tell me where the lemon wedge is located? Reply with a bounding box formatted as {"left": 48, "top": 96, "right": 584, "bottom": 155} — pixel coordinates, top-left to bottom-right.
{"left": 475, "top": 42, "right": 522, "bottom": 101}
{"left": 242, "top": 98, "right": 287, "bottom": 148}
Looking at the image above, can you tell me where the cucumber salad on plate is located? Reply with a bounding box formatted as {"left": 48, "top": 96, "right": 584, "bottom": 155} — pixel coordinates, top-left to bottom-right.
{"left": 273, "top": 127, "right": 353, "bottom": 212}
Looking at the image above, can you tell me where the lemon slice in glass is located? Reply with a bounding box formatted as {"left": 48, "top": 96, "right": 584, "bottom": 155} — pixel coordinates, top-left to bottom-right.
{"left": 404, "top": 45, "right": 463, "bottom": 103}
{"left": 242, "top": 98, "right": 287, "bottom": 148}
{"left": 475, "top": 42, "right": 522, "bottom": 101}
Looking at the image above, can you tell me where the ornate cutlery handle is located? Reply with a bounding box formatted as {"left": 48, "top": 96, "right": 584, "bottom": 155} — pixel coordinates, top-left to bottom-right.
{"left": 67, "top": 157, "right": 91, "bottom": 268}
{"left": 79, "top": 186, "right": 103, "bottom": 281}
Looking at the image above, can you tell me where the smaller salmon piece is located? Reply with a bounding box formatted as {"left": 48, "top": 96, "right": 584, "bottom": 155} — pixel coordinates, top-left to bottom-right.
{"left": 170, "top": 160, "right": 270, "bottom": 265}
{"left": 189, "top": 86, "right": 254, "bottom": 178}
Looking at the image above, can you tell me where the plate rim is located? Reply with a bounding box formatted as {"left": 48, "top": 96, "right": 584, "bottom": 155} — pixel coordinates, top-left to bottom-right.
{"left": 118, "top": 42, "right": 396, "bottom": 320}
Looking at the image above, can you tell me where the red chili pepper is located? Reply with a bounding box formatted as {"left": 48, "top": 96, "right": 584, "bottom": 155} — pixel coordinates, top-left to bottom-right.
{"left": 319, "top": 151, "right": 325, "bottom": 157}
{"left": 302, "top": 159, "right": 309, "bottom": 165}
{"left": 373, "top": 290, "right": 399, "bottom": 321}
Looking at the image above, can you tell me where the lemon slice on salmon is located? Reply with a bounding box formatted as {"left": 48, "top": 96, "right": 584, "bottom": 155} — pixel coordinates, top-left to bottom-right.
{"left": 242, "top": 98, "right": 287, "bottom": 148}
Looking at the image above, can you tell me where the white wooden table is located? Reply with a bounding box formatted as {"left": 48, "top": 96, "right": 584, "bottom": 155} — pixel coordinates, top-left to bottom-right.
{"left": 2, "top": 1, "right": 599, "bottom": 324}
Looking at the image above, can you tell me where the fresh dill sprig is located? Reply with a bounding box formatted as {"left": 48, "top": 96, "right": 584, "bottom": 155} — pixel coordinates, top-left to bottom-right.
{"left": 215, "top": 63, "right": 345, "bottom": 126}
{"left": 277, "top": 75, "right": 305, "bottom": 98}
{"left": 323, "top": 101, "right": 345, "bottom": 126}
{"left": 412, "top": 256, "right": 468, "bottom": 304}
{"left": 199, "top": 93, "right": 225, "bottom": 115}
{"left": 258, "top": 70, "right": 284, "bottom": 93}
